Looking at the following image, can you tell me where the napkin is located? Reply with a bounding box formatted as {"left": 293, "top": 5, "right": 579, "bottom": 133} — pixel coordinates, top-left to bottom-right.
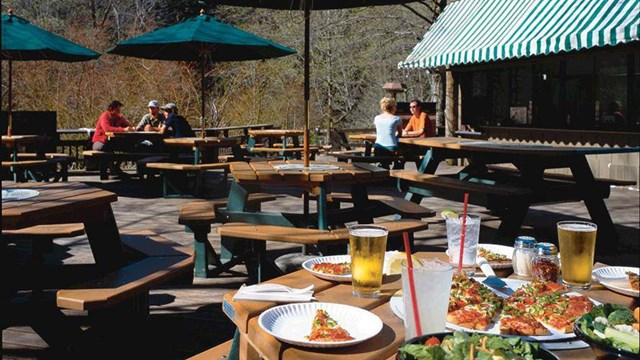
{"left": 233, "top": 283, "right": 314, "bottom": 303}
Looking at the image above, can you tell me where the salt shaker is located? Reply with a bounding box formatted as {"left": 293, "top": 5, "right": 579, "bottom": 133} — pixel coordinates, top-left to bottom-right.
{"left": 531, "top": 242, "right": 560, "bottom": 283}
{"left": 512, "top": 236, "right": 537, "bottom": 276}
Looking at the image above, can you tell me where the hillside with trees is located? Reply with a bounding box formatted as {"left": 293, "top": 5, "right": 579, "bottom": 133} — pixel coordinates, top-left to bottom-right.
{"left": 1, "top": 0, "right": 447, "bottom": 132}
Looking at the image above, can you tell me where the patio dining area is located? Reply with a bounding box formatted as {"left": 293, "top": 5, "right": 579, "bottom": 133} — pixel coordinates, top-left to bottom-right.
{"left": 2, "top": 155, "right": 638, "bottom": 359}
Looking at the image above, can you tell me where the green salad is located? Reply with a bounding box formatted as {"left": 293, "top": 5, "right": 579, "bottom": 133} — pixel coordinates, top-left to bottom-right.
{"left": 398, "top": 331, "right": 544, "bottom": 360}
{"left": 576, "top": 304, "right": 639, "bottom": 354}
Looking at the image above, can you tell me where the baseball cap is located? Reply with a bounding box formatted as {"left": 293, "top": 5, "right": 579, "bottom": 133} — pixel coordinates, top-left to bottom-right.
{"left": 160, "top": 103, "right": 177, "bottom": 110}
{"left": 148, "top": 100, "right": 160, "bottom": 108}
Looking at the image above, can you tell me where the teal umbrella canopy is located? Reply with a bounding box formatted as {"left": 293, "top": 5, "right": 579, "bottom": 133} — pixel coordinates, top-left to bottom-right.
{"left": 107, "top": 13, "right": 296, "bottom": 61}
{"left": 1, "top": 13, "right": 101, "bottom": 61}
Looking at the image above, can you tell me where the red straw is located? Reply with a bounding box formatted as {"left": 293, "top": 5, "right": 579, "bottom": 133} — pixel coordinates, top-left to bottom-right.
{"left": 457, "top": 193, "right": 470, "bottom": 274}
{"left": 403, "top": 232, "right": 422, "bottom": 337}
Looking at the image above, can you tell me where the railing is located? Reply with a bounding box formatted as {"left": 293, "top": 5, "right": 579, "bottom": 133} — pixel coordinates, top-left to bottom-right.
{"left": 55, "top": 124, "right": 275, "bottom": 171}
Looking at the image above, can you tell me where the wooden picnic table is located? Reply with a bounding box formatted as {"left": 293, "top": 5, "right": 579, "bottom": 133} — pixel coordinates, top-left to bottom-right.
{"left": 2, "top": 135, "right": 48, "bottom": 181}
{"left": 397, "top": 137, "right": 640, "bottom": 252}
{"left": 220, "top": 252, "right": 637, "bottom": 360}
{"left": 163, "top": 136, "right": 240, "bottom": 164}
{"left": 224, "top": 160, "right": 388, "bottom": 230}
{"left": 247, "top": 130, "right": 306, "bottom": 160}
{"left": 348, "top": 133, "right": 377, "bottom": 156}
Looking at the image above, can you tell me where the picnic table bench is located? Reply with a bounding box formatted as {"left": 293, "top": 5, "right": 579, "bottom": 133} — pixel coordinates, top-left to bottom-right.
{"left": 398, "top": 137, "right": 640, "bottom": 250}
{"left": 82, "top": 150, "right": 169, "bottom": 180}
{"left": 145, "top": 161, "right": 231, "bottom": 198}
{"left": 217, "top": 219, "right": 429, "bottom": 283}
{"left": 178, "top": 193, "right": 278, "bottom": 278}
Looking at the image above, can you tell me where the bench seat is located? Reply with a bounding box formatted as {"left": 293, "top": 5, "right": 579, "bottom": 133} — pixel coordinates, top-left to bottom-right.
{"left": 56, "top": 230, "right": 193, "bottom": 312}
{"left": 178, "top": 194, "right": 277, "bottom": 278}
{"left": 485, "top": 164, "right": 637, "bottom": 187}
{"left": 217, "top": 219, "right": 428, "bottom": 282}
{"left": 82, "top": 150, "right": 170, "bottom": 180}
{"left": 144, "top": 162, "right": 230, "bottom": 197}
{"left": 2, "top": 223, "right": 85, "bottom": 240}
{"left": 311, "top": 192, "right": 436, "bottom": 219}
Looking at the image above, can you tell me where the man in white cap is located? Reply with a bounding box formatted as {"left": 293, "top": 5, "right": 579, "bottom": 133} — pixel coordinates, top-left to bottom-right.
{"left": 136, "top": 100, "right": 166, "bottom": 132}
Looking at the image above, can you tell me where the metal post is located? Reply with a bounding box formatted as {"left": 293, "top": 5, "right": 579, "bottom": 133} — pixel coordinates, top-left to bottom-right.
{"left": 303, "top": 0, "right": 311, "bottom": 167}
{"left": 8, "top": 59, "right": 13, "bottom": 137}
{"left": 201, "top": 58, "right": 206, "bottom": 139}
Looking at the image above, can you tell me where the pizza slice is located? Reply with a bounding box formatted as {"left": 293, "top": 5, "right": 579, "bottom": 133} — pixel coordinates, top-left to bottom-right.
{"left": 311, "top": 262, "right": 351, "bottom": 275}
{"left": 511, "top": 280, "right": 567, "bottom": 298}
{"left": 500, "top": 299, "right": 549, "bottom": 336}
{"left": 447, "top": 303, "right": 498, "bottom": 331}
{"left": 307, "top": 309, "right": 354, "bottom": 342}
{"left": 528, "top": 294, "right": 593, "bottom": 334}
{"left": 627, "top": 271, "right": 639, "bottom": 291}
{"left": 477, "top": 247, "right": 511, "bottom": 264}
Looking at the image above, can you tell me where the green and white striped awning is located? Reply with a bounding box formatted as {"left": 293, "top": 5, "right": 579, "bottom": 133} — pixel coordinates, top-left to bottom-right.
{"left": 399, "top": 0, "right": 640, "bottom": 69}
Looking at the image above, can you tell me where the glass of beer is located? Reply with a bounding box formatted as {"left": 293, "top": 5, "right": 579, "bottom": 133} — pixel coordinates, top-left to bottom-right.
{"left": 557, "top": 221, "right": 597, "bottom": 289}
{"left": 349, "top": 224, "right": 388, "bottom": 298}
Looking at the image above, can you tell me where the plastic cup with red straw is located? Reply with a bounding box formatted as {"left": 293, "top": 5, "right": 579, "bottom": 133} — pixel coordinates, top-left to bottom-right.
{"left": 402, "top": 231, "right": 422, "bottom": 337}
{"left": 457, "top": 193, "right": 470, "bottom": 274}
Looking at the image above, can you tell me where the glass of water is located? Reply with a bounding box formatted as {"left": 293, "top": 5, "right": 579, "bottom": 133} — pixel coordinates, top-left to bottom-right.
{"left": 446, "top": 214, "right": 481, "bottom": 276}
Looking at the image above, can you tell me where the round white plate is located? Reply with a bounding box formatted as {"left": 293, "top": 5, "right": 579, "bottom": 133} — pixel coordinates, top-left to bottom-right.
{"left": 592, "top": 266, "right": 639, "bottom": 298}
{"left": 302, "top": 255, "right": 352, "bottom": 282}
{"left": 258, "top": 302, "right": 382, "bottom": 348}
{"left": 1, "top": 189, "right": 40, "bottom": 202}
{"left": 389, "top": 277, "right": 597, "bottom": 345}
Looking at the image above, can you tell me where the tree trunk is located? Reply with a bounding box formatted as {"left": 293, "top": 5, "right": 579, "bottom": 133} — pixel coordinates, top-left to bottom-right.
{"left": 445, "top": 67, "right": 456, "bottom": 138}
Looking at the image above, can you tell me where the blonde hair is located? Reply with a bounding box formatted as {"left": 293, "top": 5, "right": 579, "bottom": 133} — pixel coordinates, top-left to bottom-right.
{"left": 380, "top": 97, "right": 397, "bottom": 113}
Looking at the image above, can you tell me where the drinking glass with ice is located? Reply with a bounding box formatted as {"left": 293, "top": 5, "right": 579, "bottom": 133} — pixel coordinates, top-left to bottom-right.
{"left": 446, "top": 214, "right": 481, "bottom": 276}
{"left": 401, "top": 258, "right": 454, "bottom": 339}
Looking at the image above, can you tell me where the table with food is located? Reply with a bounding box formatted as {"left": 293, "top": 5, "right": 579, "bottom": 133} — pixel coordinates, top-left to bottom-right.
{"left": 219, "top": 213, "right": 639, "bottom": 360}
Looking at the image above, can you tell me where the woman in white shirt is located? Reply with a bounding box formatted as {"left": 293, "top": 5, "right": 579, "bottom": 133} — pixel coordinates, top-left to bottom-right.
{"left": 373, "top": 97, "right": 403, "bottom": 169}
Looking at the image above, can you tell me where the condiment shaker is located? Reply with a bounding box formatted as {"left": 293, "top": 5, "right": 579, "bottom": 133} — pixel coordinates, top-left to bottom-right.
{"left": 531, "top": 242, "right": 560, "bottom": 283}
{"left": 512, "top": 236, "right": 537, "bottom": 276}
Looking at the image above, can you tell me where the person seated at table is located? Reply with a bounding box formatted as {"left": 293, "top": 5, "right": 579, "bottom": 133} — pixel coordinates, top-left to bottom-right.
{"left": 373, "top": 97, "right": 403, "bottom": 169}
{"left": 159, "top": 103, "right": 195, "bottom": 138}
{"left": 91, "top": 100, "right": 133, "bottom": 151}
{"left": 136, "top": 100, "right": 166, "bottom": 132}
{"left": 402, "top": 99, "right": 435, "bottom": 138}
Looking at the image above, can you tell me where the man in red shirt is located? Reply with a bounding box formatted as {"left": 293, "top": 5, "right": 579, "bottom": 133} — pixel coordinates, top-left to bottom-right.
{"left": 402, "top": 99, "right": 435, "bottom": 138}
{"left": 92, "top": 100, "right": 133, "bottom": 150}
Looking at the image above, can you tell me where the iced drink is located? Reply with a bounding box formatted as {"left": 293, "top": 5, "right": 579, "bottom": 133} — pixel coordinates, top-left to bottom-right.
{"left": 558, "top": 221, "right": 597, "bottom": 289}
{"left": 349, "top": 225, "right": 388, "bottom": 298}
{"left": 402, "top": 258, "right": 454, "bottom": 339}
{"left": 446, "top": 214, "right": 481, "bottom": 276}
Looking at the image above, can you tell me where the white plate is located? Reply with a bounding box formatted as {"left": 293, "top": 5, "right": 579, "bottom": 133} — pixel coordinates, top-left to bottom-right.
{"left": 258, "top": 302, "right": 382, "bottom": 348}
{"left": 302, "top": 255, "right": 352, "bottom": 282}
{"left": 593, "top": 266, "right": 639, "bottom": 298}
{"left": 445, "top": 244, "right": 513, "bottom": 270}
{"left": 1, "top": 189, "right": 39, "bottom": 202}
{"left": 389, "top": 278, "right": 598, "bottom": 345}
{"left": 302, "top": 252, "right": 402, "bottom": 282}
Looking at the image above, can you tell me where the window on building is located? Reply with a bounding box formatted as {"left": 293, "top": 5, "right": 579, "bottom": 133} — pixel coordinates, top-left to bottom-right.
{"left": 564, "top": 56, "right": 594, "bottom": 129}
{"left": 595, "top": 54, "right": 628, "bottom": 129}
{"left": 509, "top": 66, "right": 532, "bottom": 125}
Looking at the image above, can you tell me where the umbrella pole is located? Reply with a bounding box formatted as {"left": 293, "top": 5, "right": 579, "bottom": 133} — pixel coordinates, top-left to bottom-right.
{"left": 201, "top": 58, "right": 206, "bottom": 139}
{"left": 8, "top": 59, "right": 13, "bottom": 137}
{"left": 303, "top": 0, "right": 310, "bottom": 167}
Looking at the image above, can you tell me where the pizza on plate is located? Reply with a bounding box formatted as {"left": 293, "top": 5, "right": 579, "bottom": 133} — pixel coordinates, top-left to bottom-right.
{"left": 448, "top": 275, "right": 594, "bottom": 336}
{"left": 477, "top": 247, "right": 511, "bottom": 264}
{"left": 627, "top": 271, "right": 639, "bottom": 291}
{"left": 311, "top": 262, "right": 351, "bottom": 275}
{"left": 307, "top": 309, "right": 354, "bottom": 342}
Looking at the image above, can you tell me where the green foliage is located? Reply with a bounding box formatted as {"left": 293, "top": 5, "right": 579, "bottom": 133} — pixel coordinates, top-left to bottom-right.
{"left": 2, "top": 0, "right": 443, "bottom": 134}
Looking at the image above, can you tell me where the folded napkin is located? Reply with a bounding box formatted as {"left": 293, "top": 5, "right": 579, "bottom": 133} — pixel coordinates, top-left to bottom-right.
{"left": 233, "top": 283, "right": 314, "bottom": 303}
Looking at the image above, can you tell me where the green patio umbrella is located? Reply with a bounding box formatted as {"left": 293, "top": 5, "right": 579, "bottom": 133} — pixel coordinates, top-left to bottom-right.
{"left": 1, "top": 9, "right": 101, "bottom": 136}
{"left": 216, "top": 0, "right": 419, "bottom": 166}
{"left": 107, "top": 10, "right": 296, "bottom": 138}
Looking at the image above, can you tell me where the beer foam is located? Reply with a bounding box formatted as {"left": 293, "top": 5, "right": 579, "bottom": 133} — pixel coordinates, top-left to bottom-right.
{"left": 349, "top": 227, "right": 387, "bottom": 237}
{"left": 558, "top": 223, "right": 597, "bottom": 232}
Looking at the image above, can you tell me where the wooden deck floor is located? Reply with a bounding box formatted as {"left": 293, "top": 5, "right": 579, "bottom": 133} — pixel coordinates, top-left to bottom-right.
{"left": 3, "top": 162, "right": 639, "bottom": 359}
